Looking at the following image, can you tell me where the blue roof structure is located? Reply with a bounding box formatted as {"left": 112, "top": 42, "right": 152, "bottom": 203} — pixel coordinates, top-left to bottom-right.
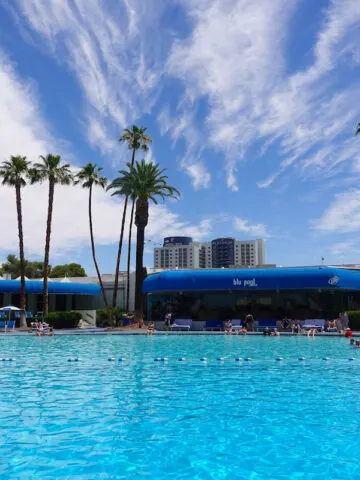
{"left": 0, "top": 279, "right": 100, "bottom": 295}
{"left": 143, "top": 267, "right": 360, "bottom": 293}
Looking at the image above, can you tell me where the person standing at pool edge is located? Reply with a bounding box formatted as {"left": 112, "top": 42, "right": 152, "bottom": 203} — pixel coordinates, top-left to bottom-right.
{"left": 245, "top": 313, "right": 254, "bottom": 332}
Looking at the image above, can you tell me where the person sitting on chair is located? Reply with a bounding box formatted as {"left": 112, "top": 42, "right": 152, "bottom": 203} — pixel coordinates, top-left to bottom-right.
{"left": 224, "top": 319, "right": 232, "bottom": 334}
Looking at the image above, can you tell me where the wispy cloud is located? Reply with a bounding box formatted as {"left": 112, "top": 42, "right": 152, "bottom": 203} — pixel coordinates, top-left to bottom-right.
{"left": 167, "top": 0, "right": 360, "bottom": 190}
{"left": 312, "top": 189, "right": 360, "bottom": 233}
{"left": 0, "top": 48, "right": 211, "bottom": 259}
{"left": 16, "top": 0, "right": 169, "bottom": 156}
{"left": 233, "top": 216, "right": 270, "bottom": 238}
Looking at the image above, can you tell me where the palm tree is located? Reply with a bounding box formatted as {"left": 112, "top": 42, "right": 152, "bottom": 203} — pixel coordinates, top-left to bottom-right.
{"left": 108, "top": 160, "right": 180, "bottom": 323}
{"left": 74, "top": 163, "right": 108, "bottom": 308}
{"left": 30, "top": 154, "right": 73, "bottom": 316}
{"left": 111, "top": 126, "right": 152, "bottom": 310}
{"left": 356, "top": 122, "right": 360, "bottom": 136}
{"left": 0, "top": 156, "right": 30, "bottom": 328}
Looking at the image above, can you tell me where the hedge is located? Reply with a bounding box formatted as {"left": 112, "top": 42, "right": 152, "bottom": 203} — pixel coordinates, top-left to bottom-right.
{"left": 347, "top": 311, "right": 360, "bottom": 331}
{"left": 96, "top": 307, "right": 131, "bottom": 327}
{"left": 45, "top": 311, "right": 82, "bottom": 329}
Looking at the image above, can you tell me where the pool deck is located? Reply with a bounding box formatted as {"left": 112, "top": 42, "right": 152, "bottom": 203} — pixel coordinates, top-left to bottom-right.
{"left": 1, "top": 328, "right": 359, "bottom": 337}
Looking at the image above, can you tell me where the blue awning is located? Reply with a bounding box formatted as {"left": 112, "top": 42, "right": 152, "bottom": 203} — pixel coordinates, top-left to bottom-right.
{"left": 142, "top": 267, "right": 360, "bottom": 293}
{"left": 0, "top": 279, "right": 100, "bottom": 295}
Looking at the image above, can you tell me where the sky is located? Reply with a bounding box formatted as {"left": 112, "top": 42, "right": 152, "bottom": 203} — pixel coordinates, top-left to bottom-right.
{"left": 0, "top": 0, "right": 360, "bottom": 275}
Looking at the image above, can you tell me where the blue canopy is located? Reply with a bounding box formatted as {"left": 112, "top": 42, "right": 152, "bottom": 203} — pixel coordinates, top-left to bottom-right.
{"left": 0, "top": 279, "right": 100, "bottom": 295}
{"left": 142, "top": 267, "right": 360, "bottom": 293}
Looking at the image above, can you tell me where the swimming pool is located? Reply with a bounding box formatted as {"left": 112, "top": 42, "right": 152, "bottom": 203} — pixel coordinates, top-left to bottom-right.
{"left": 0, "top": 335, "right": 359, "bottom": 479}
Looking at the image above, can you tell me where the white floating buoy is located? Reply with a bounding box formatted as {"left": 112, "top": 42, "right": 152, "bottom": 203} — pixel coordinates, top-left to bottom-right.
{"left": 217, "top": 357, "right": 225, "bottom": 361}
{"left": 118, "top": 358, "right": 125, "bottom": 362}
{"left": 323, "top": 357, "right": 329, "bottom": 361}
{"left": 276, "top": 357, "right": 284, "bottom": 361}
{"left": 298, "top": 357, "right": 306, "bottom": 361}
{"left": 200, "top": 357, "right": 207, "bottom": 362}
{"left": 178, "top": 357, "right": 186, "bottom": 361}
{"left": 349, "top": 357, "right": 356, "bottom": 361}
{"left": 235, "top": 357, "right": 243, "bottom": 361}
{"left": 245, "top": 357, "right": 252, "bottom": 361}
{"left": 108, "top": 357, "right": 116, "bottom": 362}
{"left": 154, "top": 357, "right": 161, "bottom": 362}
{"left": 160, "top": 357, "right": 168, "bottom": 362}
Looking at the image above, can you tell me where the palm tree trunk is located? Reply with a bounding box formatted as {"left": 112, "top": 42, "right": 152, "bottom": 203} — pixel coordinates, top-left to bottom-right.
{"left": 112, "top": 147, "right": 136, "bottom": 309}
{"left": 134, "top": 197, "right": 148, "bottom": 324}
{"left": 15, "top": 184, "right": 27, "bottom": 328}
{"left": 112, "top": 195, "right": 128, "bottom": 308}
{"left": 126, "top": 198, "right": 135, "bottom": 311}
{"left": 89, "top": 185, "right": 108, "bottom": 309}
{"left": 43, "top": 179, "right": 54, "bottom": 317}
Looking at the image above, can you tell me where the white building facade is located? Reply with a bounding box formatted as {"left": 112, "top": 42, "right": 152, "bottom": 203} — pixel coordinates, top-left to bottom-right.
{"left": 153, "top": 237, "right": 266, "bottom": 269}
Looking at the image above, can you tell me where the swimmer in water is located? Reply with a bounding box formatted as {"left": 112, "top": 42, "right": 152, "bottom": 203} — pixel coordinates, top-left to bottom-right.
{"left": 350, "top": 338, "right": 355, "bottom": 345}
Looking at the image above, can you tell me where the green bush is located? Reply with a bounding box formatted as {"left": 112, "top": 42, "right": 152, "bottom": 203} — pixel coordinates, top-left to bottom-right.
{"left": 45, "top": 311, "right": 82, "bottom": 329}
{"left": 96, "top": 307, "right": 131, "bottom": 327}
{"left": 347, "top": 311, "right": 360, "bottom": 330}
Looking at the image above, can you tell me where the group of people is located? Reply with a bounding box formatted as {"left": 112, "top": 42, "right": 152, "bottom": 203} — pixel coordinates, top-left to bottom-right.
{"left": 32, "top": 320, "right": 54, "bottom": 336}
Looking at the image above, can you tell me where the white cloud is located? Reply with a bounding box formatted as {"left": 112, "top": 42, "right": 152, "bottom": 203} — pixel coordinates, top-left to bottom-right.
{"left": 313, "top": 189, "right": 360, "bottom": 233}
{"left": 168, "top": 0, "right": 360, "bottom": 189}
{"left": 181, "top": 162, "right": 211, "bottom": 190}
{"left": 329, "top": 240, "right": 360, "bottom": 258}
{"left": 0, "top": 49, "right": 211, "bottom": 258}
{"left": 16, "top": 0, "right": 168, "bottom": 155}
{"left": 233, "top": 216, "right": 270, "bottom": 238}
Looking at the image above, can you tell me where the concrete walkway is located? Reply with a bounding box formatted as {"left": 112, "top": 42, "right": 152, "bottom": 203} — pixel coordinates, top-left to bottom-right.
{"left": 0, "top": 328, "right": 359, "bottom": 337}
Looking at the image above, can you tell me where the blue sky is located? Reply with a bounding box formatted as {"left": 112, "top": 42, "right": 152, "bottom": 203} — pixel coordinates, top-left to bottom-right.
{"left": 0, "top": 0, "right": 360, "bottom": 275}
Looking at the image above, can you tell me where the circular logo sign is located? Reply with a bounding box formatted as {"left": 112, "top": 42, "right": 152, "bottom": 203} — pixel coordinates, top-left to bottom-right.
{"left": 328, "top": 275, "right": 340, "bottom": 286}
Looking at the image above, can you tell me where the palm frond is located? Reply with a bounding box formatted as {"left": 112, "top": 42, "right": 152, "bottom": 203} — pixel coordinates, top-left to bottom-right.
{"left": 107, "top": 159, "right": 180, "bottom": 204}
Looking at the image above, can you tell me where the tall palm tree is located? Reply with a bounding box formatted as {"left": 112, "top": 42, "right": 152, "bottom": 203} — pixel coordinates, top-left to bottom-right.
{"left": 108, "top": 160, "right": 180, "bottom": 323}
{"left": 356, "top": 122, "right": 360, "bottom": 136}
{"left": 74, "top": 163, "right": 108, "bottom": 308}
{"left": 30, "top": 154, "right": 73, "bottom": 316}
{"left": 111, "top": 126, "right": 152, "bottom": 310}
{"left": 0, "top": 156, "right": 30, "bottom": 328}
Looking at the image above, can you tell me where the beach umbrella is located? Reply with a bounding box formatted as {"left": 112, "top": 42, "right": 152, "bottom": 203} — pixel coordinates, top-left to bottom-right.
{"left": 0, "top": 306, "right": 21, "bottom": 311}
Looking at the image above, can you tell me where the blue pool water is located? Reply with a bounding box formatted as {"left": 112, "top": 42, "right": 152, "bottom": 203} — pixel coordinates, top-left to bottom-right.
{"left": 1, "top": 335, "right": 360, "bottom": 479}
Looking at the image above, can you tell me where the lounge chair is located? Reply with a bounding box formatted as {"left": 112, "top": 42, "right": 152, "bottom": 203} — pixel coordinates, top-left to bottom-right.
{"left": 303, "top": 319, "right": 325, "bottom": 332}
{"left": 231, "top": 319, "right": 243, "bottom": 331}
{"left": 256, "top": 319, "right": 277, "bottom": 331}
{"left": 7, "top": 320, "right": 15, "bottom": 330}
{"left": 0, "top": 320, "right": 5, "bottom": 330}
{"left": 203, "top": 319, "right": 223, "bottom": 331}
{"left": 169, "top": 319, "right": 192, "bottom": 331}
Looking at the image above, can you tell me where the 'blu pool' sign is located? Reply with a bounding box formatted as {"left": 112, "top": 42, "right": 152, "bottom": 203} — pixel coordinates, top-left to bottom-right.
{"left": 233, "top": 278, "right": 258, "bottom": 288}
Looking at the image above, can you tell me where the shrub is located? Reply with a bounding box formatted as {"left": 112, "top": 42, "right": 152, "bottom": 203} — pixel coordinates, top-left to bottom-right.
{"left": 45, "top": 311, "right": 82, "bottom": 329}
{"left": 347, "top": 311, "right": 360, "bottom": 330}
{"left": 96, "top": 307, "right": 131, "bottom": 327}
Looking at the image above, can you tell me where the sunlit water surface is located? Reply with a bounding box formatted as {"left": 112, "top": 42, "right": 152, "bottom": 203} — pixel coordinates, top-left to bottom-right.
{"left": 0, "top": 335, "right": 359, "bottom": 479}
